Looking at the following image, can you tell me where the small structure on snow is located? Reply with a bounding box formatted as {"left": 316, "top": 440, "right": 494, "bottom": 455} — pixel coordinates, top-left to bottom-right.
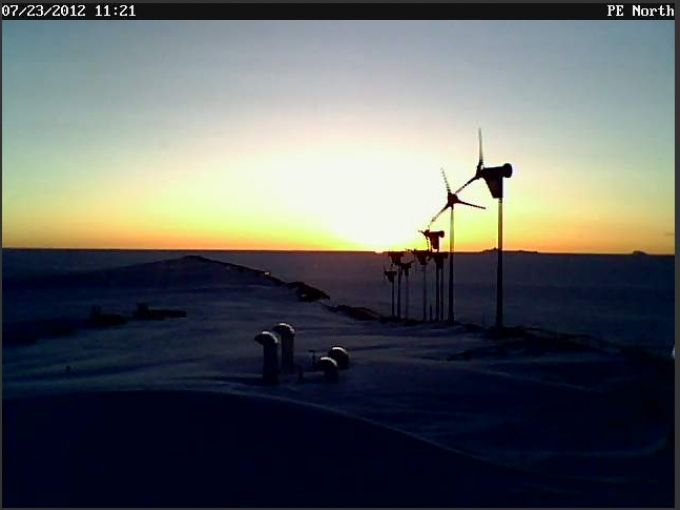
{"left": 317, "top": 356, "right": 339, "bottom": 382}
{"left": 273, "top": 322, "right": 296, "bottom": 374}
{"left": 254, "top": 331, "right": 280, "bottom": 385}
{"left": 328, "top": 346, "right": 350, "bottom": 370}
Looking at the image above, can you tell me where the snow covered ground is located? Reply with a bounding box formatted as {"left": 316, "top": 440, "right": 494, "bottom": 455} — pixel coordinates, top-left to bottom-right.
{"left": 4, "top": 248, "right": 674, "bottom": 351}
{"left": 2, "top": 252, "right": 674, "bottom": 506}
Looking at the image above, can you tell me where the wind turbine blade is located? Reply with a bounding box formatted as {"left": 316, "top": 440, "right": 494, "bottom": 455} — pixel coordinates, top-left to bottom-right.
{"left": 458, "top": 199, "right": 486, "bottom": 210}
{"left": 429, "top": 204, "right": 449, "bottom": 227}
{"left": 440, "top": 168, "right": 451, "bottom": 194}
{"left": 478, "top": 128, "right": 484, "bottom": 166}
{"left": 454, "top": 177, "right": 476, "bottom": 195}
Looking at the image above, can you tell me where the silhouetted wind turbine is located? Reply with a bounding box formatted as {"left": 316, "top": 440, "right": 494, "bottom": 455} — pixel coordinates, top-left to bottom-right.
{"left": 397, "top": 260, "right": 413, "bottom": 320}
{"left": 384, "top": 265, "right": 397, "bottom": 318}
{"left": 429, "top": 168, "right": 485, "bottom": 323}
{"left": 387, "top": 251, "right": 405, "bottom": 319}
{"left": 412, "top": 249, "right": 430, "bottom": 321}
{"left": 431, "top": 251, "right": 448, "bottom": 320}
{"left": 456, "top": 129, "right": 514, "bottom": 332}
{"left": 420, "top": 229, "right": 446, "bottom": 321}
{"left": 420, "top": 229, "right": 444, "bottom": 252}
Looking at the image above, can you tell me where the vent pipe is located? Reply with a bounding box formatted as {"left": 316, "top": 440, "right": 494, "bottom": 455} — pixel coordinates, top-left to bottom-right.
{"left": 327, "top": 346, "right": 350, "bottom": 370}
{"left": 254, "top": 331, "right": 280, "bottom": 385}
{"left": 273, "top": 323, "right": 296, "bottom": 374}
{"left": 317, "top": 356, "right": 339, "bottom": 382}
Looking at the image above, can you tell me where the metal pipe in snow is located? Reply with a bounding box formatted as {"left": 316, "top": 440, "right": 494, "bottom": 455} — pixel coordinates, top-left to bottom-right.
{"left": 273, "top": 323, "right": 295, "bottom": 374}
{"left": 254, "top": 331, "right": 280, "bottom": 385}
{"left": 496, "top": 198, "right": 503, "bottom": 331}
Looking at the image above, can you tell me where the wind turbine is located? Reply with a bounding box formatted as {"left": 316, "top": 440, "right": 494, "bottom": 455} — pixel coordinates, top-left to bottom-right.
{"left": 412, "top": 249, "right": 430, "bottom": 321}
{"left": 384, "top": 266, "right": 397, "bottom": 318}
{"left": 431, "top": 251, "right": 448, "bottom": 320}
{"left": 429, "top": 168, "right": 485, "bottom": 323}
{"left": 420, "top": 229, "right": 446, "bottom": 321}
{"left": 420, "top": 229, "right": 444, "bottom": 251}
{"left": 387, "top": 251, "right": 405, "bottom": 319}
{"left": 456, "top": 129, "right": 514, "bottom": 332}
{"left": 397, "top": 260, "right": 413, "bottom": 320}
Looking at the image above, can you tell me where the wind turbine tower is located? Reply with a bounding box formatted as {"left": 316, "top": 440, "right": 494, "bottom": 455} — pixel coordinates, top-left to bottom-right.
{"left": 455, "top": 129, "right": 514, "bottom": 332}
{"left": 429, "top": 168, "right": 485, "bottom": 322}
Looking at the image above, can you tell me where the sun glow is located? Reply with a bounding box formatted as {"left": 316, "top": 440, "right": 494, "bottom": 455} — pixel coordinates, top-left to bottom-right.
{"left": 254, "top": 147, "right": 445, "bottom": 252}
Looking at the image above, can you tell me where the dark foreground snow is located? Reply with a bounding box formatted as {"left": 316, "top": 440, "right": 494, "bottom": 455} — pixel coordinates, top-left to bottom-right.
{"left": 2, "top": 255, "right": 674, "bottom": 507}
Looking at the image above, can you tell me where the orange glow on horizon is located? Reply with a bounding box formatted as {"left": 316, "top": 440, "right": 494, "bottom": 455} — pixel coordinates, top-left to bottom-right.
{"left": 3, "top": 223, "right": 674, "bottom": 255}
{"left": 2, "top": 126, "right": 673, "bottom": 256}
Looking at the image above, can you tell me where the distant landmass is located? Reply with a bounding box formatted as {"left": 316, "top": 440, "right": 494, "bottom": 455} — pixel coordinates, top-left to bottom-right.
{"left": 478, "top": 248, "right": 538, "bottom": 254}
{"left": 476, "top": 249, "right": 661, "bottom": 257}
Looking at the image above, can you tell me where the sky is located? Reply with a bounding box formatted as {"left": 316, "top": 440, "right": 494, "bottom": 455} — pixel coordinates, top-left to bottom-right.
{"left": 2, "top": 20, "right": 675, "bottom": 253}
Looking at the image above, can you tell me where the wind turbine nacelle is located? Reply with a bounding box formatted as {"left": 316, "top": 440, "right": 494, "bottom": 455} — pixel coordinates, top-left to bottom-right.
{"left": 479, "top": 163, "right": 513, "bottom": 199}
{"left": 431, "top": 252, "right": 448, "bottom": 268}
{"left": 481, "top": 163, "right": 513, "bottom": 179}
{"left": 387, "top": 251, "right": 404, "bottom": 264}
{"left": 425, "top": 230, "right": 445, "bottom": 252}
{"left": 398, "top": 260, "right": 413, "bottom": 275}
{"left": 413, "top": 250, "right": 430, "bottom": 265}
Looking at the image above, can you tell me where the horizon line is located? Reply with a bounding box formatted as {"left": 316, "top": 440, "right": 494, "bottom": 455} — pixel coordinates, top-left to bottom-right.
{"left": 1, "top": 246, "right": 674, "bottom": 257}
